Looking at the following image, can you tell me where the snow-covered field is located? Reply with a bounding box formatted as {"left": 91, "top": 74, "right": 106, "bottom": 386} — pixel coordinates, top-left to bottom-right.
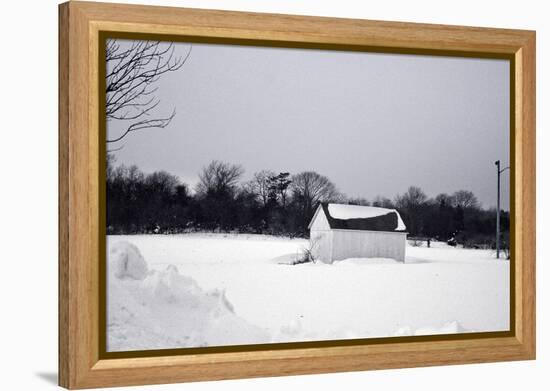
{"left": 107, "top": 234, "right": 509, "bottom": 352}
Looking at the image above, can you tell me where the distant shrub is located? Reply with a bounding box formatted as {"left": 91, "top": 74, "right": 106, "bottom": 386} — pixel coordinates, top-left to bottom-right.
{"left": 409, "top": 239, "right": 424, "bottom": 247}
{"left": 456, "top": 232, "right": 494, "bottom": 249}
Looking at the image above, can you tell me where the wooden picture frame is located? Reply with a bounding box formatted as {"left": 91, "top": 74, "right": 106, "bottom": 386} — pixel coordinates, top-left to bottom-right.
{"left": 59, "top": 1, "right": 536, "bottom": 389}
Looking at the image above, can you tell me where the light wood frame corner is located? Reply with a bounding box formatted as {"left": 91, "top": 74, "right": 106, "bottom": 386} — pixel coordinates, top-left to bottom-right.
{"left": 59, "top": 1, "right": 535, "bottom": 389}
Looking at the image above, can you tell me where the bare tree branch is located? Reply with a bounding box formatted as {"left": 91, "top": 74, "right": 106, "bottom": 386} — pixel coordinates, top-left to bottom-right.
{"left": 105, "top": 39, "right": 192, "bottom": 144}
{"left": 106, "top": 144, "right": 125, "bottom": 153}
{"left": 107, "top": 110, "right": 176, "bottom": 144}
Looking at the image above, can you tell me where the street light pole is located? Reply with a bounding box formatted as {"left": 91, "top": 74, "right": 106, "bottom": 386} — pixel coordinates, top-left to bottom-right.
{"left": 494, "top": 160, "right": 509, "bottom": 259}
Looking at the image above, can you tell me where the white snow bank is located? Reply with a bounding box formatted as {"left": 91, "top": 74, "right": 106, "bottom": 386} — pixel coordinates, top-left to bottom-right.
{"left": 271, "top": 319, "right": 470, "bottom": 344}
{"left": 109, "top": 241, "right": 148, "bottom": 280}
{"left": 107, "top": 242, "right": 269, "bottom": 352}
{"left": 393, "top": 321, "right": 467, "bottom": 336}
{"left": 327, "top": 203, "right": 406, "bottom": 231}
{"left": 107, "top": 234, "right": 509, "bottom": 349}
{"left": 336, "top": 257, "right": 401, "bottom": 265}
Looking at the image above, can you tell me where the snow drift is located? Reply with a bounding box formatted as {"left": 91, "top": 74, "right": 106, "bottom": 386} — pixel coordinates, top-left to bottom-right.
{"left": 106, "top": 235, "right": 509, "bottom": 352}
{"left": 109, "top": 241, "right": 148, "bottom": 280}
{"left": 107, "top": 241, "right": 269, "bottom": 351}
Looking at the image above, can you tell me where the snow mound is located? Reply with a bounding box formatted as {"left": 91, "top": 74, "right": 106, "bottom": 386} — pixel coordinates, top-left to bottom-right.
{"left": 108, "top": 241, "right": 148, "bottom": 280}
{"left": 336, "top": 257, "right": 401, "bottom": 265}
{"left": 107, "top": 242, "right": 269, "bottom": 352}
{"left": 270, "top": 253, "right": 306, "bottom": 265}
{"left": 106, "top": 234, "right": 507, "bottom": 349}
{"left": 393, "top": 321, "right": 468, "bottom": 336}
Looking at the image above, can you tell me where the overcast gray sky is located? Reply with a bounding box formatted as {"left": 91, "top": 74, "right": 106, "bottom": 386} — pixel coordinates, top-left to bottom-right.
{"left": 107, "top": 41, "right": 510, "bottom": 209}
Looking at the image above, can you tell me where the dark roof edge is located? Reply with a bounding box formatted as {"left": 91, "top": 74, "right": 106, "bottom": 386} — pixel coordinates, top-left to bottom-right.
{"left": 318, "top": 202, "right": 406, "bottom": 233}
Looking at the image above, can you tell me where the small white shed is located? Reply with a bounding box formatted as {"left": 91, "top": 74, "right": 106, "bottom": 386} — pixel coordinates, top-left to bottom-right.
{"left": 308, "top": 203, "right": 407, "bottom": 263}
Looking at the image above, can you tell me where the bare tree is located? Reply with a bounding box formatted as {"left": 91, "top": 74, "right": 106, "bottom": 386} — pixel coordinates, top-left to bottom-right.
{"left": 105, "top": 39, "right": 192, "bottom": 145}
{"left": 106, "top": 153, "right": 117, "bottom": 182}
{"left": 347, "top": 197, "right": 371, "bottom": 206}
{"left": 290, "top": 171, "right": 340, "bottom": 223}
{"left": 451, "top": 190, "right": 480, "bottom": 210}
{"left": 145, "top": 170, "right": 180, "bottom": 197}
{"left": 246, "top": 170, "right": 276, "bottom": 207}
{"left": 371, "top": 196, "right": 394, "bottom": 208}
{"left": 395, "top": 186, "right": 428, "bottom": 235}
{"left": 434, "top": 193, "right": 453, "bottom": 207}
{"left": 196, "top": 160, "right": 244, "bottom": 196}
{"left": 395, "top": 186, "right": 428, "bottom": 210}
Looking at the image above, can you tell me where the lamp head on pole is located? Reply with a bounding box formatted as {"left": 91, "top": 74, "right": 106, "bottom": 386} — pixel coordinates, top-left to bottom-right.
{"left": 495, "top": 160, "right": 500, "bottom": 166}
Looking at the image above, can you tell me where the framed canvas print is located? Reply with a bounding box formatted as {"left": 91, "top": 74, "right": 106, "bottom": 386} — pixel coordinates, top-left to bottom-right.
{"left": 58, "top": 1, "right": 536, "bottom": 389}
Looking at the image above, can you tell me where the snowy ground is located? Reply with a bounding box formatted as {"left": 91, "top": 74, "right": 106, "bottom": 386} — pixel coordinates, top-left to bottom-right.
{"left": 107, "top": 234, "right": 509, "bottom": 352}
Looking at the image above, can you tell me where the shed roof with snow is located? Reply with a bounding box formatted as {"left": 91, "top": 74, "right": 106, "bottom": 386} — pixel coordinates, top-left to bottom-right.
{"left": 308, "top": 203, "right": 407, "bottom": 263}
{"left": 308, "top": 203, "right": 406, "bottom": 233}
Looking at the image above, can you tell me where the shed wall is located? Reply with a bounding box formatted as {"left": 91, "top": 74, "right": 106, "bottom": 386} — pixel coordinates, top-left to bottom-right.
{"left": 310, "top": 229, "right": 333, "bottom": 263}
{"left": 309, "top": 209, "right": 331, "bottom": 230}
{"left": 331, "top": 230, "right": 406, "bottom": 262}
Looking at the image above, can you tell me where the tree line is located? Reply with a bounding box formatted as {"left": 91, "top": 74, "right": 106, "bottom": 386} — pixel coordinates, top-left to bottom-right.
{"left": 106, "top": 157, "right": 509, "bottom": 248}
